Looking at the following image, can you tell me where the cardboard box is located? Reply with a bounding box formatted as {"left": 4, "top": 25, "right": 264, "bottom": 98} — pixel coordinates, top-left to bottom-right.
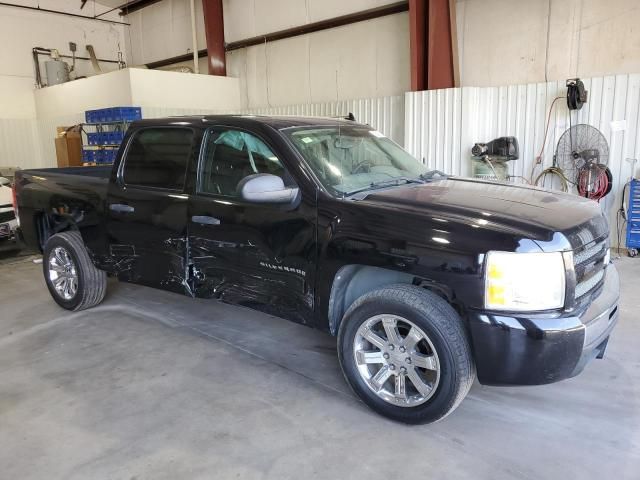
{"left": 55, "top": 126, "right": 83, "bottom": 167}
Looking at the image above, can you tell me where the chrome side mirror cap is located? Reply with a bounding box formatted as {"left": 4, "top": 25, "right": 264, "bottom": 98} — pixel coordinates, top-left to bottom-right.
{"left": 237, "top": 173, "right": 299, "bottom": 204}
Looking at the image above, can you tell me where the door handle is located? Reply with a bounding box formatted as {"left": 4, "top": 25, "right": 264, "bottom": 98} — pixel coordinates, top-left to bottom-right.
{"left": 109, "top": 203, "right": 135, "bottom": 213}
{"left": 192, "top": 215, "right": 221, "bottom": 226}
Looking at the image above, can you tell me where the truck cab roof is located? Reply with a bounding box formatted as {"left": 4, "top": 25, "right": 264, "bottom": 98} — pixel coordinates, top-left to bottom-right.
{"left": 129, "top": 115, "right": 362, "bottom": 132}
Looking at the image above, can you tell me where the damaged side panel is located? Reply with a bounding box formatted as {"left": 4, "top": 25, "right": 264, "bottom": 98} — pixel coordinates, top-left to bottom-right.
{"left": 105, "top": 185, "right": 191, "bottom": 295}
{"left": 187, "top": 196, "right": 317, "bottom": 325}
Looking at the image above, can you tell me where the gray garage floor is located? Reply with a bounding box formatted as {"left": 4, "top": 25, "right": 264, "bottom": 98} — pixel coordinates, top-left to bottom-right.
{"left": 1, "top": 255, "right": 639, "bottom": 480}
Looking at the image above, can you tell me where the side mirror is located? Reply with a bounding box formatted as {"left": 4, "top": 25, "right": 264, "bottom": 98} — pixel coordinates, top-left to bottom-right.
{"left": 238, "top": 173, "right": 299, "bottom": 204}
{"left": 0, "top": 177, "right": 10, "bottom": 186}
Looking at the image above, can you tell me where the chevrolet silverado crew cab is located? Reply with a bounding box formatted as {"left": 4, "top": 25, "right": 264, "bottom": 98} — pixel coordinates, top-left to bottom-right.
{"left": 14, "top": 115, "right": 619, "bottom": 424}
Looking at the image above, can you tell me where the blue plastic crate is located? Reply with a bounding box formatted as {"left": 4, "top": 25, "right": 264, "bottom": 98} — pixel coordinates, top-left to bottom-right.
{"left": 93, "top": 149, "right": 115, "bottom": 164}
{"left": 85, "top": 110, "right": 97, "bottom": 123}
{"left": 86, "top": 132, "right": 99, "bottom": 145}
{"left": 102, "top": 108, "right": 114, "bottom": 122}
{"left": 107, "top": 131, "right": 119, "bottom": 145}
{"left": 85, "top": 106, "right": 141, "bottom": 124}
{"left": 114, "top": 107, "right": 141, "bottom": 121}
{"left": 82, "top": 149, "right": 95, "bottom": 163}
{"left": 103, "top": 107, "right": 141, "bottom": 122}
{"left": 111, "top": 131, "right": 125, "bottom": 144}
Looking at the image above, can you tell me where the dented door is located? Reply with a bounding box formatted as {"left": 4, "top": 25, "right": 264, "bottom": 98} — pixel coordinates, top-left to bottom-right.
{"left": 105, "top": 127, "right": 195, "bottom": 294}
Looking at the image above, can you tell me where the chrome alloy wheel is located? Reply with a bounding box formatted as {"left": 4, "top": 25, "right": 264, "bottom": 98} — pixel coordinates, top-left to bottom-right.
{"left": 353, "top": 314, "right": 440, "bottom": 407}
{"left": 48, "top": 246, "right": 78, "bottom": 301}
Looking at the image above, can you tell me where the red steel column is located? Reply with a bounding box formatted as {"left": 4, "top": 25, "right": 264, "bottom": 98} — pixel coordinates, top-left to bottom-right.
{"left": 409, "top": 0, "right": 455, "bottom": 90}
{"left": 202, "top": 0, "right": 226, "bottom": 76}
{"left": 427, "top": 0, "right": 455, "bottom": 89}
{"left": 409, "top": 0, "right": 427, "bottom": 91}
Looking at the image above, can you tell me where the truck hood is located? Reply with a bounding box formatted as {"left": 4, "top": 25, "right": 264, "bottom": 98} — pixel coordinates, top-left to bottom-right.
{"left": 355, "top": 177, "right": 608, "bottom": 251}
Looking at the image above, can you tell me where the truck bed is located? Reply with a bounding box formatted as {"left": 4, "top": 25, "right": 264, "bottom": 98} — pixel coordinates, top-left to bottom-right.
{"left": 22, "top": 166, "right": 112, "bottom": 181}
{"left": 15, "top": 166, "right": 112, "bottom": 250}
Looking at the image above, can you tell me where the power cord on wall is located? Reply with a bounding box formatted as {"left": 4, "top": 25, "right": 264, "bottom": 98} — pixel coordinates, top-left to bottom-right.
{"left": 530, "top": 96, "right": 564, "bottom": 182}
{"left": 534, "top": 166, "right": 570, "bottom": 191}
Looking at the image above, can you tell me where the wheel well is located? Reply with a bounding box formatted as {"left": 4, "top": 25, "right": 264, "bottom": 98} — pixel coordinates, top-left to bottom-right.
{"left": 36, "top": 212, "right": 78, "bottom": 250}
{"left": 327, "top": 265, "right": 455, "bottom": 335}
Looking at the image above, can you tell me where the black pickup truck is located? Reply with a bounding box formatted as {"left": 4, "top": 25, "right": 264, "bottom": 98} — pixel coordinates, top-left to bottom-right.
{"left": 14, "top": 115, "right": 619, "bottom": 424}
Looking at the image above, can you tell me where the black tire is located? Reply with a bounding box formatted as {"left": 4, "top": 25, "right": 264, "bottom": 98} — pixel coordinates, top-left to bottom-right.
{"left": 337, "top": 284, "right": 475, "bottom": 424}
{"left": 43, "top": 231, "right": 107, "bottom": 311}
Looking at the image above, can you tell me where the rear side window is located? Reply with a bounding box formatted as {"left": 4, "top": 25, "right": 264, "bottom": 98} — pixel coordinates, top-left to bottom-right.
{"left": 122, "top": 128, "right": 194, "bottom": 190}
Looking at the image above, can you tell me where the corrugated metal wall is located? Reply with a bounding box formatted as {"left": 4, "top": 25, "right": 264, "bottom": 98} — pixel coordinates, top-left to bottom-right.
{"left": 0, "top": 119, "right": 41, "bottom": 170}
{"left": 242, "top": 95, "right": 405, "bottom": 145}
{"left": 405, "top": 74, "right": 640, "bottom": 247}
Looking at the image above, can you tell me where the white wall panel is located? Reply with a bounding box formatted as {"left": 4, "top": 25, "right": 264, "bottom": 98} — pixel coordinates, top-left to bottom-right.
{"left": 226, "top": 12, "right": 409, "bottom": 109}
{"left": 405, "top": 73, "right": 640, "bottom": 247}
{"left": 455, "top": 0, "right": 640, "bottom": 87}
{"left": 242, "top": 95, "right": 404, "bottom": 144}
{"left": 0, "top": 119, "right": 40, "bottom": 170}
{"left": 0, "top": 1, "right": 125, "bottom": 119}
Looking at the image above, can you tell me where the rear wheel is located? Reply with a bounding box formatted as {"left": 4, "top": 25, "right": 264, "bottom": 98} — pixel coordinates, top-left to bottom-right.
{"left": 43, "top": 231, "right": 107, "bottom": 311}
{"left": 338, "top": 284, "right": 475, "bottom": 424}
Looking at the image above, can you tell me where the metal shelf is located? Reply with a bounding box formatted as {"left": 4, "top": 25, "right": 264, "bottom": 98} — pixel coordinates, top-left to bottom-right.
{"left": 83, "top": 145, "right": 121, "bottom": 150}
{"left": 83, "top": 120, "right": 134, "bottom": 126}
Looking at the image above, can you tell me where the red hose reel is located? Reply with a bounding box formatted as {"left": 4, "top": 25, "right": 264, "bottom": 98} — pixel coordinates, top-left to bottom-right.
{"left": 577, "top": 164, "right": 612, "bottom": 201}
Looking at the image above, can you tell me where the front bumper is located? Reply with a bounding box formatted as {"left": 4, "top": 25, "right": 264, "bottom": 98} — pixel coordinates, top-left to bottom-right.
{"left": 467, "top": 264, "right": 620, "bottom": 386}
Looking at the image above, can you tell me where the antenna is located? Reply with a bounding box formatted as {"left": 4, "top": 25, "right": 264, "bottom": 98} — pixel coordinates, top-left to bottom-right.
{"left": 336, "top": 70, "right": 344, "bottom": 197}
{"left": 264, "top": 38, "right": 272, "bottom": 108}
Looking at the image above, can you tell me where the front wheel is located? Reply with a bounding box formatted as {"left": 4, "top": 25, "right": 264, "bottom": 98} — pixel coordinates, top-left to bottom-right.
{"left": 43, "top": 231, "right": 107, "bottom": 311}
{"left": 337, "top": 285, "right": 475, "bottom": 424}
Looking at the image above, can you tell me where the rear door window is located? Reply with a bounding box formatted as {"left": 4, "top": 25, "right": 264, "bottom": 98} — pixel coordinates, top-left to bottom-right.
{"left": 122, "top": 128, "right": 194, "bottom": 190}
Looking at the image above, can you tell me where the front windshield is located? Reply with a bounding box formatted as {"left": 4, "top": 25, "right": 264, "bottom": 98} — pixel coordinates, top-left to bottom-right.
{"left": 284, "top": 125, "right": 429, "bottom": 195}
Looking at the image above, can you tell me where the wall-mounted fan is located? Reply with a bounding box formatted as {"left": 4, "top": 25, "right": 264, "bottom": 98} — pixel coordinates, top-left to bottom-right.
{"left": 555, "top": 124, "right": 612, "bottom": 199}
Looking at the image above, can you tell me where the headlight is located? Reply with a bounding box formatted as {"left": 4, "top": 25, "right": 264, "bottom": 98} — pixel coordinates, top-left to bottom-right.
{"left": 485, "top": 251, "right": 566, "bottom": 311}
{"left": 604, "top": 248, "right": 611, "bottom": 265}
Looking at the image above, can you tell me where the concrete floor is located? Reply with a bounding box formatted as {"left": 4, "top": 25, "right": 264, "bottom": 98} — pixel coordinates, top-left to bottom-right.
{"left": 0, "top": 255, "right": 638, "bottom": 480}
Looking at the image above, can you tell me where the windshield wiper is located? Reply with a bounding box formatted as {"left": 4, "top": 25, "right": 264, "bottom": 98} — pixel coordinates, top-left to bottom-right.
{"left": 344, "top": 177, "right": 423, "bottom": 197}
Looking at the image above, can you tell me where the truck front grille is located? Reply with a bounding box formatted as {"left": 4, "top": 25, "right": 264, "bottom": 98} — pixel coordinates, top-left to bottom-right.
{"left": 575, "top": 269, "right": 605, "bottom": 298}
{"left": 573, "top": 241, "right": 604, "bottom": 265}
{"left": 0, "top": 210, "right": 15, "bottom": 224}
{"left": 573, "top": 238, "right": 607, "bottom": 300}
